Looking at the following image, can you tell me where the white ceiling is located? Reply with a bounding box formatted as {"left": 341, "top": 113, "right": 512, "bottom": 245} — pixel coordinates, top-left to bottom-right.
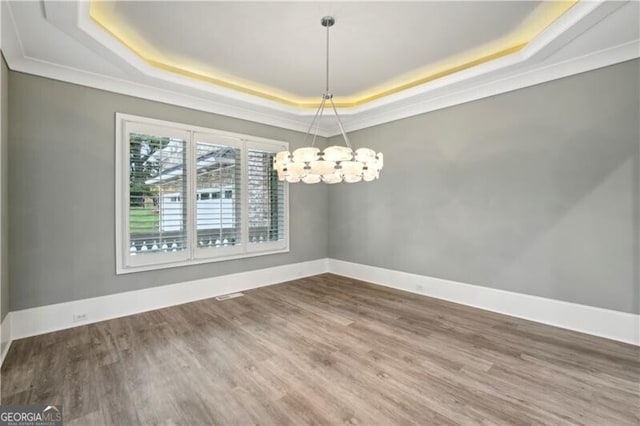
{"left": 1, "top": 1, "right": 639, "bottom": 136}
{"left": 93, "top": 1, "right": 543, "bottom": 99}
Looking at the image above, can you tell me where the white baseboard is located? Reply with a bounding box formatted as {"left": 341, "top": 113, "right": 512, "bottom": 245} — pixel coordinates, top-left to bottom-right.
{"left": 0, "top": 312, "right": 11, "bottom": 367}
{"left": 328, "top": 259, "right": 640, "bottom": 346}
{"left": 6, "top": 257, "right": 638, "bottom": 347}
{"left": 10, "top": 258, "right": 328, "bottom": 340}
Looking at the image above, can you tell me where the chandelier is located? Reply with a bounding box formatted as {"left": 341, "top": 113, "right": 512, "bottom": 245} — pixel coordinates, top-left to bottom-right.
{"left": 273, "top": 16, "right": 383, "bottom": 184}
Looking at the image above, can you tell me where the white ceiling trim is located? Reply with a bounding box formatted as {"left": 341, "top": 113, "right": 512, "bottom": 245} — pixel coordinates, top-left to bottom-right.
{"left": 2, "top": 1, "right": 638, "bottom": 137}
{"left": 342, "top": 40, "right": 639, "bottom": 135}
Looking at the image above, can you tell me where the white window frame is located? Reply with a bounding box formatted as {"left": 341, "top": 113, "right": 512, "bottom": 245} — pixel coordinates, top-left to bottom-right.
{"left": 115, "top": 113, "right": 289, "bottom": 274}
{"left": 192, "top": 131, "right": 246, "bottom": 261}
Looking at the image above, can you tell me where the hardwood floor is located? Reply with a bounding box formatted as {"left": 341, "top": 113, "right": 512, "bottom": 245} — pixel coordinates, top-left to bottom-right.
{"left": 2, "top": 274, "right": 638, "bottom": 425}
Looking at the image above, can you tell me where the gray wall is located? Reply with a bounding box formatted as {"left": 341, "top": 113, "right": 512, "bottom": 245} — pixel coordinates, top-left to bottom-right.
{"left": 1, "top": 56, "right": 8, "bottom": 320}
{"left": 7, "top": 60, "right": 639, "bottom": 314}
{"left": 329, "top": 59, "right": 639, "bottom": 314}
{"left": 9, "top": 71, "right": 329, "bottom": 311}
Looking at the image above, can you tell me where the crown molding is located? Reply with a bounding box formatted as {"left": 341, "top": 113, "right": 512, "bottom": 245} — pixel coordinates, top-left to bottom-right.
{"left": 340, "top": 39, "right": 640, "bottom": 135}
{"left": 3, "top": 1, "right": 334, "bottom": 136}
{"left": 2, "top": 1, "right": 638, "bottom": 137}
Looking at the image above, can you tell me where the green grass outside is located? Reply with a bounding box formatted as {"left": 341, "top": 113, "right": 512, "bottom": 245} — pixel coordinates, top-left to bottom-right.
{"left": 130, "top": 208, "right": 159, "bottom": 234}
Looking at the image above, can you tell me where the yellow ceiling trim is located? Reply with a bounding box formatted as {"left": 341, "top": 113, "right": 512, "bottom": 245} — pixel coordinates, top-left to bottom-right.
{"left": 90, "top": 1, "right": 577, "bottom": 109}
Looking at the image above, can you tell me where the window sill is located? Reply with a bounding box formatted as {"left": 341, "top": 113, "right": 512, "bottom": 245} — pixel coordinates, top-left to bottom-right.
{"left": 116, "top": 246, "right": 290, "bottom": 275}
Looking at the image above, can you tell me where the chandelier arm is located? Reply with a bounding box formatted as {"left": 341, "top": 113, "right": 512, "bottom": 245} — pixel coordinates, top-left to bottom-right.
{"left": 311, "top": 97, "right": 327, "bottom": 148}
{"left": 329, "top": 97, "right": 352, "bottom": 149}
{"left": 301, "top": 97, "right": 325, "bottom": 146}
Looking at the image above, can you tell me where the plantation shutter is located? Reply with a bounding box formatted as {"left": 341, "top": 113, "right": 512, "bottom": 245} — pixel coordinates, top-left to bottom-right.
{"left": 193, "top": 133, "right": 244, "bottom": 258}
{"left": 117, "top": 114, "right": 289, "bottom": 273}
{"left": 247, "top": 143, "right": 287, "bottom": 252}
{"left": 125, "top": 122, "right": 190, "bottom": 267}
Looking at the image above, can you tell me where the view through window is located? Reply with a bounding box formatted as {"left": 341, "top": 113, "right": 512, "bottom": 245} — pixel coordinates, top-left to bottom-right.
{"left": 116, "top": 114, "right": 289, "bottom": 273}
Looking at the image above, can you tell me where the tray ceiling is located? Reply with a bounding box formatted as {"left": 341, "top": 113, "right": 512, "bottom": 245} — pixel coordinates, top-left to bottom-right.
{"left": 1, "top": 1, "right": 638, "bottom": 136}
{"left": 90, "top": 1, "right": 574, "bottom": 107}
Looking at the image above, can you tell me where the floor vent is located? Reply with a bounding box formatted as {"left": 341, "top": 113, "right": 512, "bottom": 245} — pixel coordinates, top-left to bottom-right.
{"left": 216, "top": 292, "right": 244, "bottom": 301}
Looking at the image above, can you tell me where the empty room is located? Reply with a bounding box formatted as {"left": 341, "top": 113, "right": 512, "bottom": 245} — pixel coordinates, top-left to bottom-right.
{"left": 0, "top": 1, "right": 638, "bottom": 425}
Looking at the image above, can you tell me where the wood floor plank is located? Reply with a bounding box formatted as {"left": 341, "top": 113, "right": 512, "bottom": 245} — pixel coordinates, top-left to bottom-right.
{"left": 2, "top": 273, "right": 638, "bottom": 425}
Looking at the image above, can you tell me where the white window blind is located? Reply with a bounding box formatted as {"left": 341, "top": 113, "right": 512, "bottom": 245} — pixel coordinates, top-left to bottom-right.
{"left": 194, "top": 133, "right": 244, "bottom": 259}
{"left": 116, "top": 114, "right": 289, "bottom": 274}
{"left": 247, "top": 147, "right": 286, "bottom": 251}
{"left": 125, "top": 123, "right": 191, "bottom": 268}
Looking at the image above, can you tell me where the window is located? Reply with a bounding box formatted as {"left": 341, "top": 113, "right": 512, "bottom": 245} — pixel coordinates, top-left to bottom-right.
{"left": 116, "top": 113, "right": 289, "bottom": 274}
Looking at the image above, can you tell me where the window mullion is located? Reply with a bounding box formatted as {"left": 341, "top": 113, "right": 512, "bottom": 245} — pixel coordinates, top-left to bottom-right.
{"left": 120, "top": 121, "right": 131, "bottom": 269}
{"left": 187, "top": 130, "right": 197, "bottom": 260}
{"left": 241, "top": 140, "right": 249, "bottom": 254}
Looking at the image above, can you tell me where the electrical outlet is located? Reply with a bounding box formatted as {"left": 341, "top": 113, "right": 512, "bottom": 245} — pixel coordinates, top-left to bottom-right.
{"left": 73, "top": 313, "right": 88, "bottom": 323}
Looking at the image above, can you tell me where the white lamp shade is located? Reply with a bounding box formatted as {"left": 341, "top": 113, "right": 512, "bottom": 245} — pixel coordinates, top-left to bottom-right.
{"left": 363, "top": 169, "right": 378, "bottom": 181}
{"left": 273, "top": 142, "right": 381, "bottom": 183}
{"left": 355, "top": 147, "right": 376, "bottom": 163}
{"left": 323, "top": 146, "right": 353, "bottom": 162}
{"left": 302, "top": 174, "right": 321, "bottom": 184}
{"left": 274, "top": 151, "right": 291, "bottom": 165}
{"left": 322, "top": 173, "right": 342, "bottom": 184}
{"left": 375, "top": 152, "right": 384, "bottom": 170}
{"left": 292, "top": 147, "right": 320, "bottom": 162}
{"left": 344, "top": 174, "right": 362, "bottom": 183}
{"left": 308, "top": 160, "right": 337, "bottom": 175}
{"left": 340, "top": 161, "right": 364, "bottom": 176}
{"left": 285, "top": 162, "right": 306, "bottom": 177}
